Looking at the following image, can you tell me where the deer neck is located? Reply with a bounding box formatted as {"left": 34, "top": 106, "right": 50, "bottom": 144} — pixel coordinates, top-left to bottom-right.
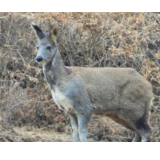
{"left": 43, "top": 49, "right": 69, "bottom": 88}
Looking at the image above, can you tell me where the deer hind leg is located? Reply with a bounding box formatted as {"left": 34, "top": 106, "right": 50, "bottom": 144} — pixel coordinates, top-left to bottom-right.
{"left": 125, "top": 106, "right": 152, "bottom": 142}
{"left": 122, "top": 110, "right": 152, "bottom": 142}
{"left": 119, "top": 114, "right": 151, "bottom": 142}
{"left": 141, "top": 130, "right": 152, "bottom": 142}
{"left": 134, "top": 114, "right": 152, "bottom": 142}
{"left": 132, "top": 132, "right": 141, "bottom": 142}
{"left": 69, "top": 114, "right": 80, "bottom": 142}
{"left": 107, "top": 115, "right": 138, "bottom": 142}
{"left": 134, "top": 124, "right": 152, "bottom": 142}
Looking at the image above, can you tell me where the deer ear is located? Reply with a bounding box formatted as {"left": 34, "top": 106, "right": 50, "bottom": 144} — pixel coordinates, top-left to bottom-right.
{"left": 32, "top": 23, "right": 45, "bottom": 40}
{"left": 49, "top": 23, "right": 59, "bottom": 43}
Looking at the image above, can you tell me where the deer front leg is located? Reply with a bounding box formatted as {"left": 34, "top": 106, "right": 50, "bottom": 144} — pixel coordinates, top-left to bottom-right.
{"left": 77, "top": 114, "right": 91, "bottom": 142}
{"left": 69, "top": 114, "right": 80, "bottom": 142}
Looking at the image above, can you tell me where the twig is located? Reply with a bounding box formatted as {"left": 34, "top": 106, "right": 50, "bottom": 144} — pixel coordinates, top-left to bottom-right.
{"left": 17, "top": 50, "right": 26, "bottom": 66}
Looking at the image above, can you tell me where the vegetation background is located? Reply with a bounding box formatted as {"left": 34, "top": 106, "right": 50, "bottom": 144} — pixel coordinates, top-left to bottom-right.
{"left": 0, "top": 12, "right": 160, "bottom": 142}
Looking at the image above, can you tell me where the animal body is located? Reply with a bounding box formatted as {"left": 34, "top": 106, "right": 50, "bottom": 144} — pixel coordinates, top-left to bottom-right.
{"left": 32, "top": 23, "right": 153, "bottom": 142}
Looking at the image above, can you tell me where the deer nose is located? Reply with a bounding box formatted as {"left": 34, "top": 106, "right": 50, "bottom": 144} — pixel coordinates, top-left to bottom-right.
{"left": 35, "top": 57, "right": 43, "bottom": 62}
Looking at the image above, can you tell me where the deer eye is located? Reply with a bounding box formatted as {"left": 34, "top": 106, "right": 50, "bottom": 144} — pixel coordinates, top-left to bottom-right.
{"left": 46, "top": 46, "right": 52, "bottom": 52}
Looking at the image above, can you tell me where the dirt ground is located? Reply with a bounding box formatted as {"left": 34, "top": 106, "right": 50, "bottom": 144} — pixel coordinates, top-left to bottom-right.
{"left": 0, "top": 116, "right": 129, "bottom": 142}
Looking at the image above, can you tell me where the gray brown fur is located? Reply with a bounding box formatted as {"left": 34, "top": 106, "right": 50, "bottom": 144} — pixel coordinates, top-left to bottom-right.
{"left": 32, "top": 23, "right": 153, "bottom": 142}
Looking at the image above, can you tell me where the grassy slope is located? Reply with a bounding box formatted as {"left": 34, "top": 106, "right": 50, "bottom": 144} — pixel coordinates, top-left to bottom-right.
{"left": 0, "top": 12, "right": 160, "bottom": 142}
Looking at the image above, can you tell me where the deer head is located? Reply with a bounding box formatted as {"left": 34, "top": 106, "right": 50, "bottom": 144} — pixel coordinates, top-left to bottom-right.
{"left": 32, "top": 23, "right": 59, "bottom": 63}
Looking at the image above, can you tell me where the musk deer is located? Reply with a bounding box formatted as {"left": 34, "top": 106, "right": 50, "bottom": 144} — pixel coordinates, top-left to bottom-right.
{"left": 32, "top": 23, "right": 153, "bottom": 142}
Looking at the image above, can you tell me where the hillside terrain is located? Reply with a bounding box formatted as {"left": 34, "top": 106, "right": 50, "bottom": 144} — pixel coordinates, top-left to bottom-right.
{"left": 0, "top": 12, "right": 160, "bottom": 142}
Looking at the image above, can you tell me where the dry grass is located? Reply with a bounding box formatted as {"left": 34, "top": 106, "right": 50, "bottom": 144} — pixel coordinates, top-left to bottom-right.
{"left": 0, "top": 12, "right": 160, "bottom": 142}
{"left": 0, "top": 118, "right": 128, "bottom": 142}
